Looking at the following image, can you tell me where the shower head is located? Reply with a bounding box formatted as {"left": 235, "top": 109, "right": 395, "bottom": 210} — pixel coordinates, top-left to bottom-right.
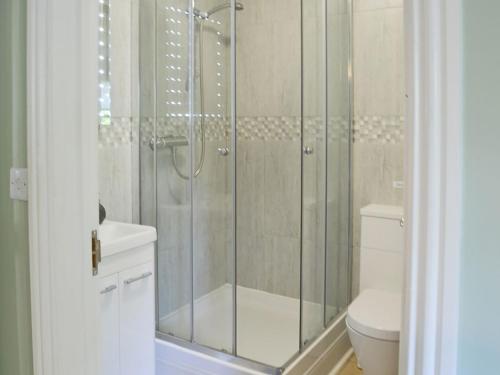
{"left": 193, "top": 2, "right": 244, "bottom": 19}
{"left": 206, "top": 2, "right": 244, "bottom": 17}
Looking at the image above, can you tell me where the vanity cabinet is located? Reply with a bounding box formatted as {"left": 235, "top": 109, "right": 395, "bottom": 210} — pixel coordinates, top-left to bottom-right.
{"left": 119, "top": 262, "right": 155, "bottom": 375}
{"left": 98, "top": 274, "right": 120, "bottom": 375}
{"left": 97, "top": 223, "right": 156, "bottom": 375}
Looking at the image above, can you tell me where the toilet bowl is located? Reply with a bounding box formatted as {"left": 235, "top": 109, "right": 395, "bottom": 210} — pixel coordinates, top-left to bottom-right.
{"left": 348, "top": 204, "right": 404, "bottom": 375}
{"left": 346, "top": 289, "right": 401, "bottom": 375}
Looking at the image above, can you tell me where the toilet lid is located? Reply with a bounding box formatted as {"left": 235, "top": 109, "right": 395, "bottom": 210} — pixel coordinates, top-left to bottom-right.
{"left": 347, "top": 289, "right": 401, "bottom": 341}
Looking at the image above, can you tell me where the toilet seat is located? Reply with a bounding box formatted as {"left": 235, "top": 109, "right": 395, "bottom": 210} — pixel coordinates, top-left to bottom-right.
{"left": 347, "top": 289, "right": 401, "bottom": 341}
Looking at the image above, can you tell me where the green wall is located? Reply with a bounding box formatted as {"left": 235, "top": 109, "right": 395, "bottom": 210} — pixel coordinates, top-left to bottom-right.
{"left": 458, "top": 0, "right": 500, "bottom": 373}
{"left": 0, "top": 0, "right": 34, "bottom": 374}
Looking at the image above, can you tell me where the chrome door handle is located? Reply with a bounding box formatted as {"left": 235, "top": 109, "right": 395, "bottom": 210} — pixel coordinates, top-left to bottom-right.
{"left": 303, "top": 146, "right": 314, "bottom": 155}
{"left": 217, "top": 147, "right": 230, "bottom": 156}
{"left": 124, "top": 272, "right": 153, "bottom": 285}
{"left": 100, "top": 285, "right": 117, "bottom": 294}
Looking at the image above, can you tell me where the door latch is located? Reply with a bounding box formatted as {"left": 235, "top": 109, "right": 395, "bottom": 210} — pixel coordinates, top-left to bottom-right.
{"left": 92, "top": 229, "right": 101, "bottom": 276}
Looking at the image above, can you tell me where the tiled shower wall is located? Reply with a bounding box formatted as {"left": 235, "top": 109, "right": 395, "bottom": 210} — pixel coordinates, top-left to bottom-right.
{"left": 351, "top": 0, "right": 405, "bottom": 296}
{"left": 235, "top": 0, "right": 302, "bottom": 299}
{"left": 98, "top": 0, "right": 140, "bottom": 224}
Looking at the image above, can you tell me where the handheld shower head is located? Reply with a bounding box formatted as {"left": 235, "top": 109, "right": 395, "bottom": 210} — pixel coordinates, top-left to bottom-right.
{"left": 206, "top": 2, "right": 244, "bottom": 17}
{"left": 193, "top": 2, "right": 244, "bottom": 19}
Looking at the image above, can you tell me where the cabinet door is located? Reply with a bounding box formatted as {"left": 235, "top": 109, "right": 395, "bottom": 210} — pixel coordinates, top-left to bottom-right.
{"left": 119, "top": 262, "right": 155, "bottom": 375}
{"left": 98, "top": 274, "right": 120, "bottom": 375}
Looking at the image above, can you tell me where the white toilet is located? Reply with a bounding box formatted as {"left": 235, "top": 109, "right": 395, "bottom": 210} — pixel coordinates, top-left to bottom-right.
{"left": 347, "top": 204, "right": 404, "bottom": 375}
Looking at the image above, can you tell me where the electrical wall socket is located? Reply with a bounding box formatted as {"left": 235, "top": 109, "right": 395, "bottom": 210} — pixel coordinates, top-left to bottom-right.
{"left": 10, "top": 168, "right": 28, "bottom": 201}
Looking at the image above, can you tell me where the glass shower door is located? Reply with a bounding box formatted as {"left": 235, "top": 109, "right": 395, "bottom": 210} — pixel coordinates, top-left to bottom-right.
{"left": 192, "top": 0, "right": 233, "bottom": 353}
{"left": 153, "top": 0, "right": 235, "bottom": 353}
{"left": 235, "top": 0, "right": 302, "bottom": 367}
{"left": 301, "top": 0, "right": 351, "bottom": 348}
{"left": 325, "top": 0, "right": 351, "bottom": 323}
{"left": 301, "top": 0, "right": 328, "bottom": 346}
{"left": 155, "top": 0, "right": 193, "bottom": 342}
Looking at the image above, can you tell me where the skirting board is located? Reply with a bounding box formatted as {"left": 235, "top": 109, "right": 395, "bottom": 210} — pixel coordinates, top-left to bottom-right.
{"left": 326, "top": 348, "right": 354, "bottom": 375}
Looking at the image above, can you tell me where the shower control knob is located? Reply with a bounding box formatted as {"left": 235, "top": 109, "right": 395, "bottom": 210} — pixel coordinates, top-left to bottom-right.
{"left": 217, "top": 147, "right": 230, "bottom": 156}
{"left": 303, "top": 146, "right": 314, "bottom": 155}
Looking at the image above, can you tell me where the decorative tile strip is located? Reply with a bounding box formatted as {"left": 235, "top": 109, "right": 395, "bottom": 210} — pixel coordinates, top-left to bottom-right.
{"left": 98, "top": 117, "right": 135, "bottom": 147}
{"left": 353, "top": 115, "right": 405, "bottom": 144}
{"left": 99, "top": 115, "right": 405, "bottom": 147}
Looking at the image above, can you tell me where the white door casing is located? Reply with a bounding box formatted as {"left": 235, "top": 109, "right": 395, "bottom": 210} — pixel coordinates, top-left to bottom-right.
{"left": 400, "top": 0, "right": 462, "bottom": 374}
{"left": 27, "top": 0, "right": 100, "bottom": 374}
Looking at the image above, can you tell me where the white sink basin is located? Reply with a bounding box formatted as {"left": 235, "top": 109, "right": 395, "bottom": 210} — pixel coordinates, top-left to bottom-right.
{"left": 99, "top": 220, "right": 157, "bottom": 257}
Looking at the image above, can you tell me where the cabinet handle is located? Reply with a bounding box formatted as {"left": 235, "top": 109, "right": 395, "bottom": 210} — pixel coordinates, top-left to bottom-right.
{"left": 124, "top": 272, "right": 153, "bottom": 285}
{"left": 100, "top": 285, "right": 117, "bottom": 294}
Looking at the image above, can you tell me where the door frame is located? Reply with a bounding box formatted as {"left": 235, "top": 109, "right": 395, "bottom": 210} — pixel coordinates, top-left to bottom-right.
{"left": 400, "top": 0, "right": 462, "bottom": 374}
{"left": 27, "top": 0, "right": 100, "bottom": 374}
{"left": 26, "top": 0, "right": 463, "bottom": 375}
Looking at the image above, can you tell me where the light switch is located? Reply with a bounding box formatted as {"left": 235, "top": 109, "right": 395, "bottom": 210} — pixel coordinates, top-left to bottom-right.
{"left": 10, "top": 168, "right": 28, "bottom": 201}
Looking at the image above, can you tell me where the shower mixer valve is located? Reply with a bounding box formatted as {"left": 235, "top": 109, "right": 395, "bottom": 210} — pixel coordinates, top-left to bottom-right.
{"left": 149, "top": 136, "right": 188, "bottom": 150}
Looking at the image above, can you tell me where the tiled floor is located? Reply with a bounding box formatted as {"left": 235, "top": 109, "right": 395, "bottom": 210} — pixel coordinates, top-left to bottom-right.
{"left": 337, "top": 354, "right": 363, "bottom": 375}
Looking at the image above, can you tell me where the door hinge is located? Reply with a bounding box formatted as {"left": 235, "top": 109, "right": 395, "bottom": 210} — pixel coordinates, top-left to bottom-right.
{"left": 92, "top": 229, "right": 101, "bottom": 276}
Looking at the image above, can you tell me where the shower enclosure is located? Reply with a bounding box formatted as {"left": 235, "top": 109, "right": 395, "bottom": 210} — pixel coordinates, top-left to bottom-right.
{"left": 139, "top": 0, "right": 352, "bottom": 371}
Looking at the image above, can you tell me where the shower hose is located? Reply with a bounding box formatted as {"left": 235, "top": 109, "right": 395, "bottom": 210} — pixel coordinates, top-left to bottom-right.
{"left": 171, "top": 20, "right": 207, "bottom": 180}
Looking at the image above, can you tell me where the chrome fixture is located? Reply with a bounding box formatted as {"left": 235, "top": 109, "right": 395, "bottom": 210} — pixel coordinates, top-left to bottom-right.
{"left": 100, "top": 285, "right": 117, "bottom": 295}
{"left": 194, "top": 2, "right": 244, "bottom": 19}
{"left": 149, "top": 136, "right": 189, "bottom": 150}
{"left": 168, "top": 2, "right": 244, "bottom": 180}
{"left": 217, "top": 146, "right": 230, "bottom": 156}
{"left": 124, "top": 272, "right": 153, "bottom": 285}
{"left": 303, "top": 146, "right": 314, "bottom": 155}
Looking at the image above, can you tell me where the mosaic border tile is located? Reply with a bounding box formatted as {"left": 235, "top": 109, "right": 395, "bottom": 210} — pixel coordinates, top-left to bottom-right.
{"left": 99, "top": 114, "right": 405, "bottom": 148}
{"left": 98, "top": 117, "right": 135, "bottom": 147}
{"left": 353, "top": 115, "right": 405, "bottom": 144}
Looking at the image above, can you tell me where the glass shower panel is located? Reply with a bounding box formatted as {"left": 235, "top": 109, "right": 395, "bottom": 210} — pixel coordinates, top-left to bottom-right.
{"left": 155, "top": 0, "right": 193, "bottom": 341}
{"left": 301, "top": 0, "right": 327, "bottom": 346}
{"left": 235, "top": 0, "right": 302, "bottom": 367}
{"left": 139, "top": 0, "right": 156, "bottom": 228}
{"left": 192, "top": 0, "right": 233, "bottom": 353}
{"left": 325, "top": 0, "right": 351, "bottom": 323}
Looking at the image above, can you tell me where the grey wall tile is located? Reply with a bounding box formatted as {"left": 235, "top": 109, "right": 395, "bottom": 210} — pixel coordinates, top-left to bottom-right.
{"left": 353, "top": 7, "right": 405, "bottom": 115}
{"left": 351, "top": 3, "right": 405, "bottom": 298}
